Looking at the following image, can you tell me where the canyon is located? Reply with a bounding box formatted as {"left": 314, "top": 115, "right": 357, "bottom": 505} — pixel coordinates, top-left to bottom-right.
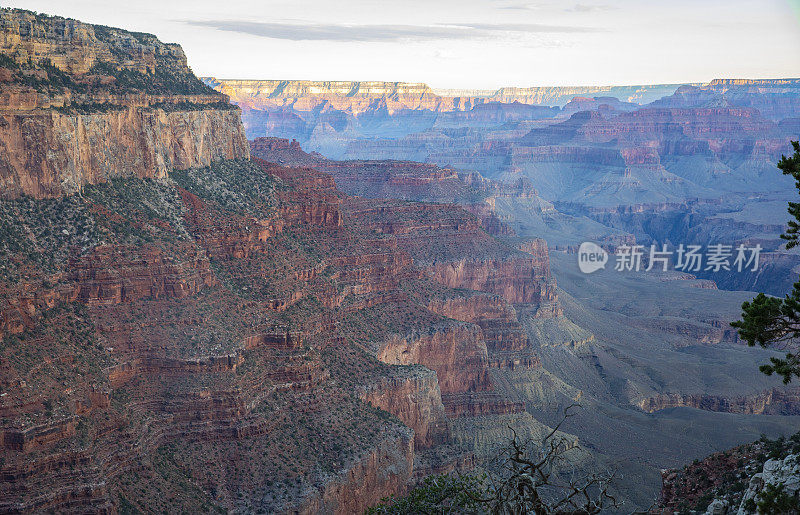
{"left": 211, "top": 75, "right": 800, "bottom": 296}
{"left": 2, "top": 6, "right": 800, "bottom": 513}
{"left": 0, "top": 9, "right": 575, "bottom": 512}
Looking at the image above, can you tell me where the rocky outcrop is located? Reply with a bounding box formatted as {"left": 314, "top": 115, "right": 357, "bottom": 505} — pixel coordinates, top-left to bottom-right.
{"left": 425, "top": 256, "right": 555, "bottom": 305}
{"left": 0, "top": 95, "right": 249, "bottom": 199}
{"left": 638, "top": 387, "right": 800, "bottom": 415}
{"left": 657, "top": 439, "right": 766, "bottom": 513}
{"left": 441, "top": 392, "right": 525, "bottom": 418}
{"left": 250, "top": 137, "right": 523, "bottom": 226}
{"left": 1, "top": 9, "right": 189, "bottom": 75}
{"left": 70, "top": 244, "right": 216, "bottom": 305}
{"left": 658, "top": 434, "right": 800, "bottom": 514}
{"left": 735, "top": 454, "right": 800, "bottom": 514}
{"left": 377, "top": 324, "right": 492, "bottom": 395}
{"left": 297, "top": 428, "right": 414, "bottom": 515}
{"left": 261, "top": 159, "right": 344, "bottom": 228}
{"left": 0, "top": 244, "right": 216, "bottom": 339}
{"left": 0, "top": 8, "right": 249, "bottom": 199}
{"left": 360, "top": 369, "right": 448, "bottom": 448}
{"left": 426, "top": 293, "right": 536, "bottom": 361}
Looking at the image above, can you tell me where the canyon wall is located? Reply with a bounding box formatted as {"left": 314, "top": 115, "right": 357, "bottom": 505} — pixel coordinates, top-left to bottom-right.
{"left": 425, "top": 255, "right": 555, "bottom": 305}
{"left": 0, "top": 9, "right": 188, "bottom": 74}
{"left": 0, "top": 106, "right": 249, "bottom": 198}
{"left": 0, "top": 9, "right": 250, "bottom": 199}
{"left": 359, "top": 369, "right": 448, "bottom": 448}
{"left": 204, "top": 78, "right": 689, "bottom": 113}
{"left": 298, "top": 428, "right": 415, "bottom": 515}
{"left": 377, "top": 324, "right": 492, "bottom": 395}
{"left": 638, "top": 388, "right": 800, "bottom": 415}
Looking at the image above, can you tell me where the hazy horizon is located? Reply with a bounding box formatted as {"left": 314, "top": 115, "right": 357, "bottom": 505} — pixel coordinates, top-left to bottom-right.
{"left": 5, "top": 0, "right": 800, "bottom": 89}
{"left": 200, "top": 77, "right": 795, "bottom": 89}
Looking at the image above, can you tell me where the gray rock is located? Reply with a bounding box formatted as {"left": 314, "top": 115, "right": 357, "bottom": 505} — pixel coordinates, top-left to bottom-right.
{"left": 737, "top": 454, "right": 800, "bottom": 514}
{"left": 704, "top": 498, "right": 729, "bottom": 514}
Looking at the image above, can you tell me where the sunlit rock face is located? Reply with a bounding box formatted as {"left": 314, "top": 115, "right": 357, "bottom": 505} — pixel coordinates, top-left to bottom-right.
{"left": 0, "top": 107, "right": 249, "bottom": 198}
{"left": 0, "top": 9, "right": 249, "bottom": 199}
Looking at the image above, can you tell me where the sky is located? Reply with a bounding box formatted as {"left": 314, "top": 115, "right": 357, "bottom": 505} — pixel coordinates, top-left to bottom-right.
{"left": 4, "top": 0, "right": 800, "bottom": 89}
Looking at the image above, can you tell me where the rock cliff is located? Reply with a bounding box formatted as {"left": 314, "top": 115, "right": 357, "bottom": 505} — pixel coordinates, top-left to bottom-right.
{"left": 205, "top": 78, "right": 689, "bottom": 113}
{"left": 0, "top": 8, "right": 249, "bottom": 199}
{"left": 657, "top": 431, "right": 800, "bottom": 514}
{"left": 359, "top": 369, "right": 448, "bottom": 448}
{"left": 638, "top": 388, "right": 800, "bottom": 415}
{"left": 1, "top": 9, "right": 189, "bottom": 75}
{"left": 0, "top": 106, "right": 249, "bottom": 198}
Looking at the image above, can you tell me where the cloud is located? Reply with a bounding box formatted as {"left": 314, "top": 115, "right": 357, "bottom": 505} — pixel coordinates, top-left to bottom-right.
{"left": 498, "top": 2, "right": 546, "bottom": 10}
{"left": 182, "top": 20, "right": 603, "bottom": 42}
{"left": 565, "top": 4, "right": 617, "bottom": 12}
{"left": 463, "top": 22, "right": 603, "bottom": 33}
{"left": 498, "top": 2, "right": 616, "bottom": 12}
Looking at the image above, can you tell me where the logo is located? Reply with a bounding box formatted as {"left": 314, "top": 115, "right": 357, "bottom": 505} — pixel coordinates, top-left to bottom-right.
{"left": 578, "top": 242, "right": 608, "bottom": 274}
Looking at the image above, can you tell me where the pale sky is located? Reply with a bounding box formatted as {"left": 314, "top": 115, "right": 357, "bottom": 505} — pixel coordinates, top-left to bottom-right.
{"left": 5, "top": 0, "right": 800, "bottom": 89}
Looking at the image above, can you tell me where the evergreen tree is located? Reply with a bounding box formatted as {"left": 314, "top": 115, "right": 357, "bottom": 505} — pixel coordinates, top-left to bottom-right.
{"left": 733, "top": 141, "right": 800, "bottom": 383}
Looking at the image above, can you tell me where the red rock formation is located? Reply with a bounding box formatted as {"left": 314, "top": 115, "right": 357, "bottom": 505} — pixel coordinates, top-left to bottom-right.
{"left": 425, "top": 256, "right": 555, "bottom": 305}
{"left": 360, "top": 370, "right": 448, "bottom": 448}
{"left": 0, "top": 103, "right": 249, "bottom": 199}
{"left": 298, "top": 428, "right": 414, "bottom": 515}
{"left": 242, "top": 330, "right": 303, "bottom": 350}
{"left": 462, "top": 202, "right": 514, "bottom": 236}
{"left": 258, "top": 159, "right": 344, "bottom": 228}
{"left": 426, "top": 294, "right": 533, "bottom": 355}
{"left": 0, "top": 9, "right": 250, "bottom": 199}
{"left": 441, "top": 392, "right": 525, "bottom": 418}
{"left": 70, "top": 245, "right": 216, "bottom": 305}
{"left": 250, "top": 137, "right": 526, "bottom": 237}
{"left": 377, "top": 325, "right": 491, "bottom": 395}
{"left": 1, "top": 417, "right": 76, "bottom": 451}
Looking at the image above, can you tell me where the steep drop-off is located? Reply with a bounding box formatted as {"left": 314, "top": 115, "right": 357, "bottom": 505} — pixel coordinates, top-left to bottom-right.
{"left": 0, "top": 9, "right": 249, "bottom": 199}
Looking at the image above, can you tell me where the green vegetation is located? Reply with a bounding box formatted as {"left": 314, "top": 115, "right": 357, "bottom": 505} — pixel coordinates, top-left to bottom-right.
{"left": 36, "top": 58, "right": 77, "bottom": 90}
{"left": 147, "top": 101, "right": 238, "bottom": 113}
{"left": 0, "top": 194, "right": 99, "bottom": 279}
{"left": 0, "top": 176, "right": 187, "bottom": 281}
{"left": 54, "top": 102, "right": 127, "bottom": 114}
{"left": 7, "top": 57, "right": 86, "bottom": 94}
{"left": 733, "top": 141, "right": 800, "bottom": 382}
{"left": 88, "top": 59, "right": 215, "bottom": 96}
{"left": 171, "top": 159, "right": 279, "bottom": 217}
{"left": 0, "top": 302, "right": 112, "bottom": 427}
{"left": 0, "top": 53, "right": 19, "bottom": 69}
{"left": 367, "top": 474, "right": 488, "bottom": 514}
{"left": 82, "top": 176, "right": 189, "bottom": 241}
{"left": 112, "top": 445, "right": 225, "bottom": 514}
{"left": 755, "top": 482, "right": 800, "bottom": 513}
{"left": 54, "top": 100, "right": 234, "bottom": 115}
